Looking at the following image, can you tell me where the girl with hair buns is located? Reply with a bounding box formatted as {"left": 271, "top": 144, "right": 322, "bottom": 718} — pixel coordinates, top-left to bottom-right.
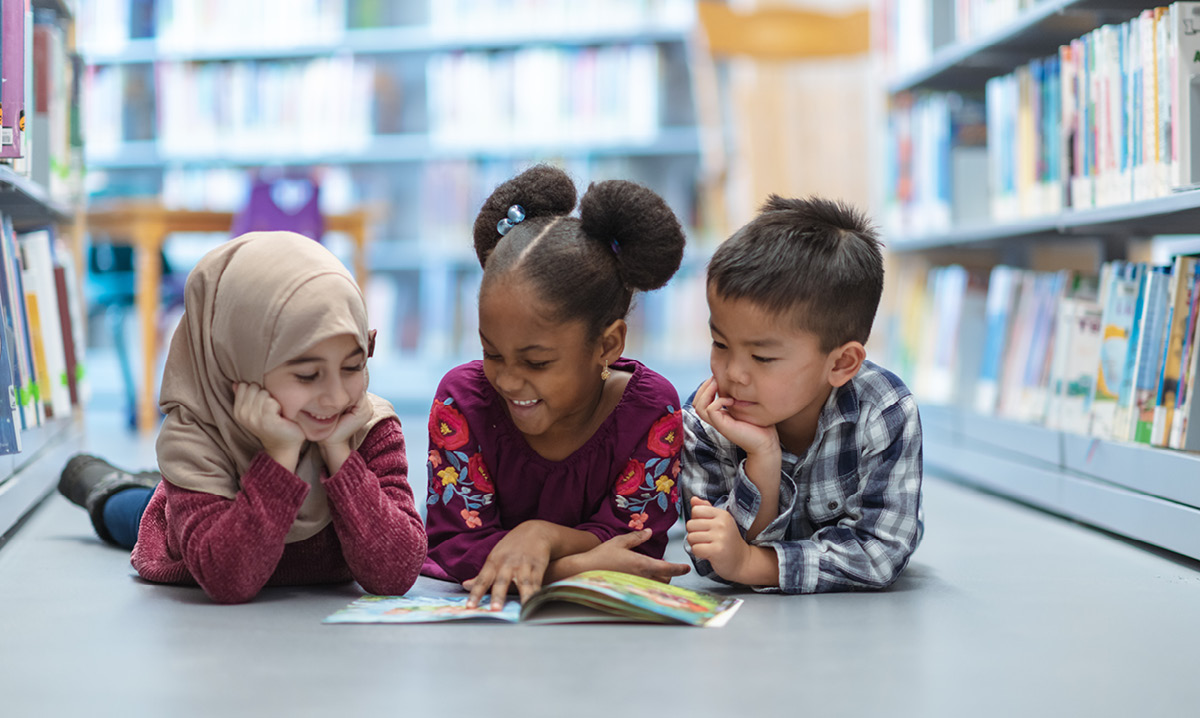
{"left": 57, "top": 232, "right": 426, "bottom": 604}
{"left": 422, "top": 164, "right": 693, "bottom": 609}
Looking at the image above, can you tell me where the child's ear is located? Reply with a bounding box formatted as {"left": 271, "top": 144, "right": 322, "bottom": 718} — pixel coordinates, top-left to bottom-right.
{"left": 828, "top": 341, "right": 865, "bottom": 388}
{"left": 598, "top": 319, "right": 627, "bottom": 364}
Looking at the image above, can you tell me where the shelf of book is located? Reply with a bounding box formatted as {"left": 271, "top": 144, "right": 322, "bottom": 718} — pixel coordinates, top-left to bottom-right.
{"left": 82, "top": 23, "right": 693, "bottom": 65}
{"left": 890, "top": 189, "right": 1200, "bottom": 250}
{"left": 886, "top": 0, "right": 1153, "bottom": 93}
{"left": 922, "top": 404, "right": 1200, "bottom": 560}
{"left": 879, "top": 0, "right": 1200, "bottom": 560}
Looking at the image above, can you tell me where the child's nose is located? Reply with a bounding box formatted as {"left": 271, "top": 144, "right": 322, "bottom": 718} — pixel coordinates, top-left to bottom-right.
{"left": 321, "top": 378, "right": 350, "bottom": 407}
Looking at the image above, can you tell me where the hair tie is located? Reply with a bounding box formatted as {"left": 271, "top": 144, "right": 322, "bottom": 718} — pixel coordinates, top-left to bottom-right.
{"left": 497, "top": 204, "right": 526, "bottom": 236}
{"left": 610, "top": 239, "right": 621, "bottom": 255}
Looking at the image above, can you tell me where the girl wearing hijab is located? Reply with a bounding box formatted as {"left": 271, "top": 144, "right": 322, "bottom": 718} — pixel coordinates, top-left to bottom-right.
{"left": 57, "top": 232, "right": 426, "bottom": 604}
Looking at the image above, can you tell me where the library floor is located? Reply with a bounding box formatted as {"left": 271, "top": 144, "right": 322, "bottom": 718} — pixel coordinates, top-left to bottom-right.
{"left": 2, "top": 407, "right": 1200, "bottom": 717}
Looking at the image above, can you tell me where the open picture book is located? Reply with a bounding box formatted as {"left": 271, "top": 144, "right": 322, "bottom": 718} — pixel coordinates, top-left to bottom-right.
{"left": 324, "top": 570, "right": 744, "bottom": 627}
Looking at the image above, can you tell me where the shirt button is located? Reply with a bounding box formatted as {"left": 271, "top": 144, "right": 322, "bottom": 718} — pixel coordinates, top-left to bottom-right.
{"left": 827, "top": 501, "right": 839, "bottom": 511}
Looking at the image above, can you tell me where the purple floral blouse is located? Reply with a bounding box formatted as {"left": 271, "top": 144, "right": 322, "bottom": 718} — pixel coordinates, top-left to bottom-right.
{"left": 421, "top": 358, "right": 683, "bottom": 583}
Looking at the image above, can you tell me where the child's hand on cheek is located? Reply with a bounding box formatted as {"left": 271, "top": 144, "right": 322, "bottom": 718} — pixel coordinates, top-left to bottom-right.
{"left": 693, "top": 376, "right": 780, "bottom": 457}
{"left": 319, "top": 392, "right": 372, "bottom": 449}
{"left": 233, "top": 382, "right": 305, "bottom": 469}
{"left": 316, "top": 392, "right": 372, "bottom": 475}
{"left": 686, "top": 497, "right": 750, "bottom": 584}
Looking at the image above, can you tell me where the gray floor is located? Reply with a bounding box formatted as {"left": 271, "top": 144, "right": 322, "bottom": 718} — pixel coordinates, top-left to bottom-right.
{"left": 3, "top": 407, "right": 1200, "bottom": 717}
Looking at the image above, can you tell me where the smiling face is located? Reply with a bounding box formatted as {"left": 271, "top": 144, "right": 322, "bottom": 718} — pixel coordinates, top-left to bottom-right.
{"left": 263, "top": 333, "right": 366, "bottom": 443}
{"left": 478, "top": 276, "right": 609, "bottom": 444}
{"left": 706, "top": 286, "right": 839, "bottom": 450}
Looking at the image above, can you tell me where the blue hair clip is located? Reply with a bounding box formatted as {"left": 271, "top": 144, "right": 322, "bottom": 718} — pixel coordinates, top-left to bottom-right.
{"left": 610, "top": 239, "right": 621, "bottom": 255}
{"left": 496, "top": 204, "right": 526, "bottom": 236}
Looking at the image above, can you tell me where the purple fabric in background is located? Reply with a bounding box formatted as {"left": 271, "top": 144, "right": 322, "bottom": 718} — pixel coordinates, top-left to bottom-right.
{"left": 230, "top": 175, "right": 325, "bottom": 241}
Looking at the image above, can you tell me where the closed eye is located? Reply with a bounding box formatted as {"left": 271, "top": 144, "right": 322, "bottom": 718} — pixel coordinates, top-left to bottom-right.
{"left": 711, "top": 340, "right": 728, "bottom": 350}
{"left": 752, "top": 355, "right": 777, "bottom": 364}
{"left": 295, "top": 372, "right": 318, "bottom": 382}
{"left": 342, "top": 363, "right": 365, "bottom": 373}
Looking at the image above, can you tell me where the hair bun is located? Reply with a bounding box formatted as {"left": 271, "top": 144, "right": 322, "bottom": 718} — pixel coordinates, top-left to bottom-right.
{"left": 472, "top": 164, "right": 577, "bottom": 267}
{"left": 579, "top": 180, "right": 685, "bottom": 291}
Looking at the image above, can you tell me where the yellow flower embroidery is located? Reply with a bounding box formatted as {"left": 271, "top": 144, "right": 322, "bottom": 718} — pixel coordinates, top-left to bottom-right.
{"left": 438, "top": 467, "right": 459, "bottom": 486}
{"left": 655, "top": 476, "right": 674, "bottom": 494}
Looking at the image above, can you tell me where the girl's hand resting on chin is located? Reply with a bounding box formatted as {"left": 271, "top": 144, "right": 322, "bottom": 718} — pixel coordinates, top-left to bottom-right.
{"left": 233, "top": 382, "right": 304, "bottom": 470}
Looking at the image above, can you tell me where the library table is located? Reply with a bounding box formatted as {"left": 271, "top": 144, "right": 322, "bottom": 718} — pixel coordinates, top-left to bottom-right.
{"left": 86, "top": 201, "right": 372, "bottom": 433}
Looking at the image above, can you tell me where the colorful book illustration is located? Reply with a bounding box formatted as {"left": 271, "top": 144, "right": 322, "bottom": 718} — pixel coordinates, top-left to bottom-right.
{"left": 1151, "top": 254, "right": 1198, "bottom": 444}
{"left": 1089, "top": 261, "right": 1143, "bottom": 438}
{"left": 19, "top": 230, "right": 70, "bottom": 418}
{"left": 1127, "top": 266, "right": 1173, "bottom": 443}
{"left": 324, "top": 571, "right": 744, "bottom": 628}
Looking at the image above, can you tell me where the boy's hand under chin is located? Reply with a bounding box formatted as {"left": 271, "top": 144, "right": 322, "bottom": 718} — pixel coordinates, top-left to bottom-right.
{"left": 685, "top": 496, "right": 750, "bottom": 581}
{"left": 692, "top": 376, "right": 780, "bottom": 456}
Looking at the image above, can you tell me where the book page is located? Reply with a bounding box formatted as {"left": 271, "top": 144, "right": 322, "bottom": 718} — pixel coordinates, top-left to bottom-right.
{"left": 323, "top": 595, "right": 521, "bottom": 624}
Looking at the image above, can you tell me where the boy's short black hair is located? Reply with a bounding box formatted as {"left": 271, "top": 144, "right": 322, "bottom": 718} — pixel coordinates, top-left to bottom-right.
{"left": 707, "top": 195, "right": 883, "bottom": 352}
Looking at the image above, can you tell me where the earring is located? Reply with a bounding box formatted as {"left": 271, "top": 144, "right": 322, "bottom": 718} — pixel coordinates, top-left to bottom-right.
{"left": 600, "top": 364, "right": 611, "bottom": 381}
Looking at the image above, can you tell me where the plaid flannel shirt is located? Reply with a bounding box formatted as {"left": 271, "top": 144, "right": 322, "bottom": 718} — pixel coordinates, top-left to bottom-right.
{"left": 680, "top": 360, "right": 923, "bottom": 594}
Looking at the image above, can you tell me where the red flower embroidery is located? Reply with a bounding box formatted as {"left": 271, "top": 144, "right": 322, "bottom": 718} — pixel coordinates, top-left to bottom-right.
{"left": 460, "top": 508, "right": 482, "bottom": 529}
{"left": 669, "top": 484, "right": 679, "bottom": 505}
{"left": 429, "top": 400, "right": 469, "bottom": 451}
{"left": 428, "top": 450, "right": 442, "bottom": 469}
{"left": 468, "top": 452, "right": 494, "bottom": 494}
{"left": 615, "top": 459, "right": 645, "bottom": 496}
{"left": 647, "top": 411, "right": 682, "bottom": 457}
{"left": 627, "top": 512, "right": 649, "bottom": 530}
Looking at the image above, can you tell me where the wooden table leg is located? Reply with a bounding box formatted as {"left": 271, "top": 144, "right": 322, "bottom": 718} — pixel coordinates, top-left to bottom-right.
{"left": 133, "top": 220, "right": 164, "bottom": 434}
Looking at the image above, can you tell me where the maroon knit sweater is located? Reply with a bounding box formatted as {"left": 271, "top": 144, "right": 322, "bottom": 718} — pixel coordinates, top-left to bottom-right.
{"left": 130, "top": 418, "right": 427, "bottom": 604}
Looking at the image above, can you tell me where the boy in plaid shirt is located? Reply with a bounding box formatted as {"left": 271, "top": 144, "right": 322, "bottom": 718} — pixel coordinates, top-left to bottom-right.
{"left": 680, "top": 196, "right": 923, "bottom": 594}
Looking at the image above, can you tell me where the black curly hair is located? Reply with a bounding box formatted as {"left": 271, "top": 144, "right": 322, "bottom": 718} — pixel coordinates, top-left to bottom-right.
{"left": 707, "top": 195, "right": 883, "bottom": 352}
{"left": 473, "top": 164, "right": 686, "bottom": 341}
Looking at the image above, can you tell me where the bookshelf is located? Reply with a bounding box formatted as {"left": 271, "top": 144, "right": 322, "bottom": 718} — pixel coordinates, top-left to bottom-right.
{"left": 878, "top": 0, "right": 1200, "bottom": 560}
{"left": 78, "top": 0, "right": 708, "bottom": 386}
{"left": 0, "top": 0, "right": 89, "bottom": 541}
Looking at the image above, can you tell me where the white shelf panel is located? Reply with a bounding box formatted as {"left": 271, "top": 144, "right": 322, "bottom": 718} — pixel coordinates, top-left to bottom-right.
{"left": 888, "top": 0, "right": 1154, "bottom": 93}
{"left": 85, "top": 128, "right": 702, "bottom": 170}
{"left": 83, "top": 23, "right": 693, "bottom": 65}
{"left": 0, "top": 419, "right": 80, "bottom": 540}
{"left": 924, "top": 407, "right": 1200, "bottom": 561}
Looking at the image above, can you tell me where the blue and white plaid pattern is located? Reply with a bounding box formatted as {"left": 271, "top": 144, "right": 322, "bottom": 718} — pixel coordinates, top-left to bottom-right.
{"left": 680, "top": 360, "right": 923, "bottom": 594}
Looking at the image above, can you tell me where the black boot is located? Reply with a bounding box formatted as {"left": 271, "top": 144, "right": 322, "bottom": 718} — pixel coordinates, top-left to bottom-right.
{"left": 57, "top": 454, "right": 160, "bottom": 545}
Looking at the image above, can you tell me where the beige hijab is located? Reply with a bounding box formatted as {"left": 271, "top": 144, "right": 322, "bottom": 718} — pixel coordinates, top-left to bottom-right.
{"left": 156, "top": 231, "right": 397, "bottom": 543}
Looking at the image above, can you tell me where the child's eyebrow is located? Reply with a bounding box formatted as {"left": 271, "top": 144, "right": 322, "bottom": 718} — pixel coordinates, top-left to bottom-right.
{"left": 709, "top": 319, "right": 780, "bottom": 348}
{"left": 283, "top": 347, "right": 364, "bottom": 366}
{"left": 478, "top": 331, "right": 554, "bottom": 354}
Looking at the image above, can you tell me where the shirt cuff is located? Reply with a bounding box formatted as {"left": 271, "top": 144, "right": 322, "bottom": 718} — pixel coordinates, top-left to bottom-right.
{"left": 726, "top": 459, "right": 797, "bottom": 542}
{"left": 763, "top": 540, "right": 818, "bottom": 594}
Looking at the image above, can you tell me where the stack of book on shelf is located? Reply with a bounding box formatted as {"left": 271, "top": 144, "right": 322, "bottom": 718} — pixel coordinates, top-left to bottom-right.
{"left": 884, "top": 252, "right": 1200, "bottom": 452}
{"left": 882, "top": 2, "right": 1200, "bottom": 237}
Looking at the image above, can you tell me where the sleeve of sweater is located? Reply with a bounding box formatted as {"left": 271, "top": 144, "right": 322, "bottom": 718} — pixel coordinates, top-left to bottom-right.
{"left": 165, "top": 453, "right": 311, "bottom": 604}
{"left": 321, "top": 418, "right": 428, "bottom": 595}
